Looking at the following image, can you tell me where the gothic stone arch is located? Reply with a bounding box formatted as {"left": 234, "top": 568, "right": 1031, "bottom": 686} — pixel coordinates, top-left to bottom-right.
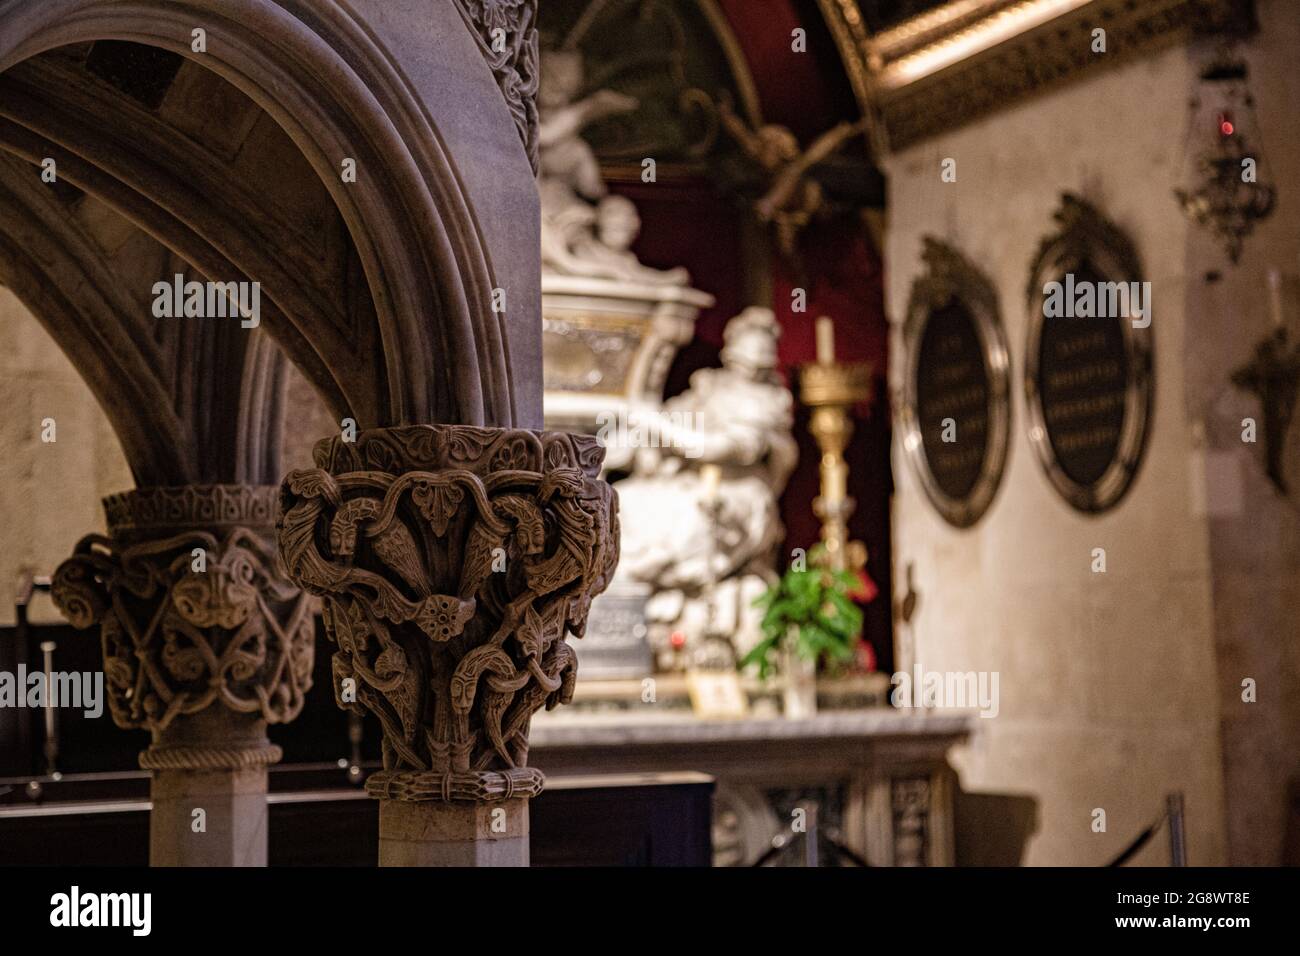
{"left": 1, "top": 1, "right": 617, "bottom": 868}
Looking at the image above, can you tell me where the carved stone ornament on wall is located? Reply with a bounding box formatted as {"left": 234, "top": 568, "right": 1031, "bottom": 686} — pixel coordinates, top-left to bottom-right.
{"left": 1025, "top": 195, "right": 1154, "bottom": 513}
{"left": 454, "top": 0, "right": 542, "bottom": 172}
{"left": 900, "top": 237, "right": 1011, "bottom": 528}
{"left": 51, "top": 485, "right": 315, "bottom": 768}
{"left": 277, "top": 425, "right": 619, "bottom": 803}
{"left": 1230, "top": 327, "right": 1300, "bottom": 495}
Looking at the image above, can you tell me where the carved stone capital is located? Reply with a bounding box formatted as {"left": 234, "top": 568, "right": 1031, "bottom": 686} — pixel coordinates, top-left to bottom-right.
{"left": 51, "top": 484, "right": 315, "bottom": 769}
{"left": 277, "top": 425, "right": 619, "bottom": 803}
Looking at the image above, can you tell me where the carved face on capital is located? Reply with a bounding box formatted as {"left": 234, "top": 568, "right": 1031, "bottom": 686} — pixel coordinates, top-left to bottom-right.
{"left": 171, "top": 556, "right": 258, "bottom": 631}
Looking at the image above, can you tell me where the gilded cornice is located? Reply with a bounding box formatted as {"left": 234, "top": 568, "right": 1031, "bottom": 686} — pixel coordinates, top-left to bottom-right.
{"left": 818, "top": 0, "right": 1253, "bottom": 152}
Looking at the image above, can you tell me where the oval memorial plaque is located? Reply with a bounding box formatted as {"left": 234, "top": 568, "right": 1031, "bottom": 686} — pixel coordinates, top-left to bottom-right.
{"left": 1035, "top": 264, "right": 1130, "bottom": 487}
{"left": 1025, "top": 197, "right": 1152, "bottom": 513}
{"left": 917, "top": 300, "right": 992, "bottom": 499}
{"left": 902, "top": 240, "right": 1010, "bottom": 528}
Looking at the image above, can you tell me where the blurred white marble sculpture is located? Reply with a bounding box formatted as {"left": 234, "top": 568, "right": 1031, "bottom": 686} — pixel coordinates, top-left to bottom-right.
{"left": 611, "top": 307, "right": 799, "bottom": 669}
{"left": 538, "top": 51, "right": 688, "bottom": 287}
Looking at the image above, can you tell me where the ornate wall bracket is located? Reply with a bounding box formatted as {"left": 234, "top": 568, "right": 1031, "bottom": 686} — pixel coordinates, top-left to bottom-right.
{"left": 51, "top": 485, "right": 315, "bottom": 770}
{"left": 277, "top": 425, "right": 619, "bottom": 804}
{"left": 1231, "top": 327, "right": 1300, "bottom": 494}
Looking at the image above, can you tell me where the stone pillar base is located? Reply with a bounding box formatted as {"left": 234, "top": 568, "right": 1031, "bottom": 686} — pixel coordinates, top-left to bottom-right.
{"left": 378, "top": 798, "right": 529, "bottom": 867}
{"left": 150, "top": 766, "right": 270, "bottom": 867}
{"left": 143, "top": 709, "right": 278, "bottom": 867}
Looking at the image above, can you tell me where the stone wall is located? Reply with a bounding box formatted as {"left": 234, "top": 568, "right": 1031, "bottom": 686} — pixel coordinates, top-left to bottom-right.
{"left": 1185, "top": 0, "right": 1300, "bottom": 866}
{"left": 0, "top": 286, "right": 133, "bottom": 625}
{"left": 885, "top": 0, "right": 1300, "bottom": 866}
{"left": 884, "top": 35, "right": 1225, "bottom": 865}
{"left": 0, "top": 285, "right": 337, "bottom": 627}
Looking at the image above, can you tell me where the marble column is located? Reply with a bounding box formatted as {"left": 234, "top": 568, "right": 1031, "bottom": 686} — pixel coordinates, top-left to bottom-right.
{"left": 51, "top": 485, "right": 315, "bottom": 866}
{"left": 277, "top": 425, "right": 619, "bottom": 866}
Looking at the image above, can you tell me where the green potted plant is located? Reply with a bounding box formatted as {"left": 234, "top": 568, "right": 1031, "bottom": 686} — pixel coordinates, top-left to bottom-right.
{"left": 742, "top": 549, "right": 864, "bottom": 718}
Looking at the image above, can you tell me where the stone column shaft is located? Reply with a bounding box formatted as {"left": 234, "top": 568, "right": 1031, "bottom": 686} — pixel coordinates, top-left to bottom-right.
{"left": 378, "top": 798, "right": 529, "bottom": 866}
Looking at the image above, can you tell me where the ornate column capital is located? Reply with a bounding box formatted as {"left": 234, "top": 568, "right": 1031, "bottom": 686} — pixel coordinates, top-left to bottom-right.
{"left": 277, "top": 425, "right": 619, "bottom": 803}
{"left": 51, "top": 484, "right": 315, "bottom": 769}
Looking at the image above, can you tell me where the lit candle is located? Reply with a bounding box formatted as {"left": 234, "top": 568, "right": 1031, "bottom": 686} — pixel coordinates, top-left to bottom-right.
{"left": 1268, "top": 268, "right": 1285, "bottom": 330}
{"left": 815, "top": 316, "right": 836, "bottom": 365}
{"left": 701, "top": 463, "right": 722, "bottom": 501}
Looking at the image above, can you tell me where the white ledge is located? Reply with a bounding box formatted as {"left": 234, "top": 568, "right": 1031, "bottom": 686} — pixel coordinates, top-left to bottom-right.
{"left": 531, "top": 709, "right": 974, "bottom": 748}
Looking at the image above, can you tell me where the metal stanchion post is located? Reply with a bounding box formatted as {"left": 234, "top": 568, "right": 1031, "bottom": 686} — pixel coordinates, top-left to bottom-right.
{"left": 1167, "top": 792, "right": 1187, "bottom": 867}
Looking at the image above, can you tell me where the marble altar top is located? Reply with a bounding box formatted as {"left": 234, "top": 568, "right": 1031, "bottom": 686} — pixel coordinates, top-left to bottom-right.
{"left": 530, "top": 709, "right": 974, "bottom": 748}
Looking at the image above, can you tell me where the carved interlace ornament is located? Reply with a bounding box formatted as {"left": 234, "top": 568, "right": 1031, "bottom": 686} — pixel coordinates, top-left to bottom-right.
{"left": 277, "top": 426, "right": 619, "bottom": 802}
{"left": 454, "top": 0, "right": 541, "bottom": 172}
{"left": 51, "top": 486, "right": 315, "bottom": 767}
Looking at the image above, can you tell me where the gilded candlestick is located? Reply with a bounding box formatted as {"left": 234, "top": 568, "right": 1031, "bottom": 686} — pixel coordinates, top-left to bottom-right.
{"left": 800, "top": 318, "right": 872, "bottom": 572}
